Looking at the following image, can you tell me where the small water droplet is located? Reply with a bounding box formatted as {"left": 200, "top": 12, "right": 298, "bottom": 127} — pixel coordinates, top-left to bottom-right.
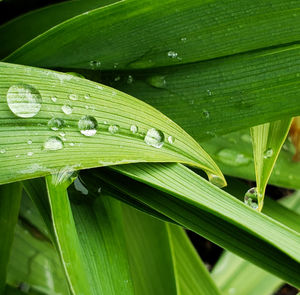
{"left": 244, "top": 187, "right": 259, "bottom": 210}
{"left": 51, "top": 96, "right": 57, "bottom": 102}
{"left": 89, "top": 60, "right": 101, "bottom": 69}
{"left": 68, "top": 94, "right": 78, "bottom": 101}
{"left": 62, "top": 104, "right": 73, "bottom": 115}
{"left": 0, "top": 149, "right": 6, "bottom": 154}
{"left": 27, "top": 140, "right": 32, "bottom": 145}
{"left": 168, "top": 136, "right": 175, "bottom": 144}
{"left": 113, "top": 63, "right": 119, "bottom": 69}
{"left": 7, "top": 84, "right": 42, "bottom": 118}
{"left": 48, "top": 117, "right": 65, "bottom": 131}
{"left": 167, "top": 51, "right": 178, "bottom": 58}
{"left": 147, "top": 75, "right": 167, "bottom": 88}
{"left": 127, "top": 75, "right": 134, "bottom": 84}
{"left": 114, "top": 76, "right": 121, "bottom": 82}
{"left": 84, "top": 94, "right": 90, "bottom": 100}
{"left": 208, "top": 174, "right": 224, "bottom": 188}
{"left": 78, "top": 116, "right": 98, "bottom": 136}
{"left": 74, "top": 178, "right": 89, "bottom": 195}
{"left": 69, "top": 143, "right": 75, "bottom": 147}
{"left": 263, "top": 148, "right": 273, "bottom": 159}
{"left": 181, "top": 37, "right": 187, "bottom": 42}
{"left": 207, "top": 90, "right": 212, "bottom": 96}
{"left": 130, "top": 125, "right": 138, "bottom": 134}
{"left": 108, "top": 125, "right": 119, "bottom": 134}
{"left": 202, "top": 109, "right": 210, "bottom": 119}
{"left": 144, "top": 128, "right": 164, "bottom": 148}
{"left": 44, "top": 136, "right": 64, "bottom": 151}
{"left": 59, "top": 132, "right": 66, "bottom": 137}
{"left": 27, "top": 152, "right": 33, "bottom": 156}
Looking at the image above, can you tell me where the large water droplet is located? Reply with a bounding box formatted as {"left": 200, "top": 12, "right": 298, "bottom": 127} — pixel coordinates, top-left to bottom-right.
{"left": 48, "top": 117, "right": 65, "bottom": 131}
{"left": 244, "top": 187, "right": 259, "bottom": 210}
{"left": 108, "top": 125, "right": 119, "bottom": 134}
{"left": 7, "top": 84, "right": 42, "bottom": 118}
{"left": 62, "top": 104, "right": 73, "bottom": 115}
{"left": 144, "top": 128, "right": 164, "bottom": 148}
{"left": 78, "top": 116, "right": 98, "bottom": 136}
{"left": 130, "top": 125, "right": 138, "bottom": 134}
{"left": 44, "top": 136, "right": 64, "bottom": 151}
{"left": 216, "top": 149, "right": 251, "bottom": 167}
{"left": 167, "top": 51, "right": 178, "bottom": 58}
{"left": 147, "top": 75, "right": 167, "bottom": 89}
{"left": 263, "top": 148, "right": 273, "bottom": 159}
{"left": 68, "top": 93, "right": 78, "bottom": 101}
{"left": 208, "top": 174, "right": 224, "bottom": 188}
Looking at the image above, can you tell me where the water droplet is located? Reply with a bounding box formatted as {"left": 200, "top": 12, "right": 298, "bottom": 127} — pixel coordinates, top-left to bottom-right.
{"left": 16, "top": 154, "right": 20, "bottom": 158}
{"left": 27, "top": 140, "right": 32, "bottom": 145}
{"left": 51, "top": 96, "right": 57, "bottom": 102}
{"left": 62, "top": 104, "right": 73, "bottom": 115}
{"left": 108, "top": 125, "right": 119, "bottom": 134}
{"left": 7, "top": 84, "right": 42, "bottom": 118}
{"left": 78, "top": 116, "right": 98, "bottom": 136}
{"left": 74, "top": 178, "right": 89, "bottom": 195}
{"left": 68, "top": 94, "right": 78, "bottom": 101}
{"left": 127, "top": 75, "right": 134, "bottom": 84}
{"left": 89, "top": 60, "right": 101, "bottom": 69}
{"left": 216, "top": 149, "right": 251, "bottom": 167}
{"left": 263, "top": 148, "right": 273, "bottom": 159}
{"left": 144, "top": 128, "right": 164, "bottom": 148}
{"left": 84, "top": 94, "right": 90, "bottom": 100}
{"left": 208, "top": 174, "right": 224, "bottom": 188}
{"left": 167, "top": 51, "right": 178, "bottom": 58}
{"left": 69, "top": 143, "right": 75, "bottom": 147}
{"left": 59, "top": 132, "right": 66, "bottom": 137}
{"left": 244, "top": 187, "right": 259, "bottom": 210}
{"left": 181, "top": 37, "right": 187, "bottom": 42}
{"left": 27, "top": 152, "right": 33, "bottom": 156}
{"left": 168, "top": 136, "right": 175, "bottom": 144}
{"left": 48, "top": 117, "right": 65, "bottom": 131}
{"left": 202, "top": 109, "right": 210, "bottom": 119}
{"left": 114, "top": 76, "right": 121, "bottom": 82}
{"left": 130, "top": 125, "right": 138, "bottom": 134}
{"left": 44, "top": 136, "right": 64, "bottom": 151}
{"left": 113, "top": 63, "right": 119, "bottom": 69}
{"left": 147, "top": 75, "right": 167, "bottom": 88}
{"left": 0, "top": 149, "right": 6, "bottom": 154}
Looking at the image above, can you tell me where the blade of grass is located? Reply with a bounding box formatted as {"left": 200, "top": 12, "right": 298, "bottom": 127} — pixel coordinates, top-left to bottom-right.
{"left": 250, "top": 119, "right": 292, "bottom": 210}
{"left": 0, "top": 62, "right": 224, "bottom": 186}
{"left": 3, "top": 1, "right": 300, "bottom": 69}
{"left": 0, "top": 183, "right": 22, "bottom": 294}
{"left": 90, "top": 164, "right": 300, "bottom": 287}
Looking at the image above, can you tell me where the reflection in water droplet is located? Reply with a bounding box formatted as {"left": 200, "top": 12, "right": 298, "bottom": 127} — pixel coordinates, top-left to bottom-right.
{"left": 244, "top": 187, "right": 259, "bottom": 210}
{"left": 216, "top": 149, "right": 251, "bottom": 167}
{"left": 78, "top": 116, "right": 98, "bottom": 136}
{"left": 144, "top": 128, "right": 164, "bottom": 148}
{"left": 130, "top": 125, "right": 138, "bottom": 134}
{"left": 69, "top": 94, "right": 78, "bottom": 101}
{"left": 44, "top": 136, "right": 64, "bottom": 151}
{"left": 263, "top": 148, "right": 273, "bottom": 159}
{"left": 7, "top": 84, "right": 42, "bottom": 118}
{"left": 48, "top": 117, "right": 65, "bottom": 131}
{"left": 51, "top": 96, "right": 57, "bottom": 102}
{"left": 108, "top": 125, "right": 119, "bottom": 134}
{"left": 167, "top": 51, "right": 178, "bottom": 58}
{"left": 168, "top": 136, "right": 175, "bottom": 144}
{"left": 147, "top": 75, "right": 167, "bottom": 88}
{"left": 208, "top": 174, "right": 224, "bottom": 188}
{"left": 62, "top": 104, "right": 73, "bottom": 115}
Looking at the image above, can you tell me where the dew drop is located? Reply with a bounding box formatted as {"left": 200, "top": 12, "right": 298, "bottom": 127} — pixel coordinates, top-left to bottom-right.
{"left": 108, "top": 125, "right": 119, "bottom": 134}
{"left": 168, "top": 136, "right": 175, "bottom": 144}
{"left": 74, "top": 178, "right": 89, "bottom": 195}
{"left": 127, "top": 75, "right": 134, "bottom": 84}
{"left": 84, "top": 94, "right": 90, "bottom": 100}
{"left": 62, "top": 104, "right": 73, "bottom": 115}
{"left": 68, "top": 94, "right": 78, "bottom": 101}
{"left": 241, "top": 134, "right": 252, "bottom": 143}
{"left": 48, "top": 117, "right": 65, "bottom": 131}
{"left": 207, "top": 89, "right": 212, "bottom": 96}
{"left": 44, "top": 136, "right": 64, "bottom": 151}
{"left": 89, "top": 60, "right": 101, "bottom": 69}
{"left": 202, "top": 109, "right": 210, "bottom": 119}
{"left": 27, "top": 152, "right": 33, "bottom": 156}
{"left": 181, "top": 37, "right": 187, "bottom": 42}
{"left": 0, "top": 149, "right": 6, "bottom": 154}
{"left": 130, "top": 125, "right": 138, "bottom": 134}
{"left": 244, "top": 187, "right": 259, "bottom": 210}
{"left": 263, "top": 148, "right": 273, "bottom": 159}
{"left": 7, "top": 84, "right": 42, "bottom": 118}
{"left": 144, "top": 128, "right": 165, "bottom": 148}
{"left": 167, "top": 51, "right": 178, "bottom": 58}
{"left": 78, "top": 116, "right": 98, "bottom": 136}
{"left": 51, "top": 96, "right": 57, "bottom": 102}
{"left": 27, "top": 140, "right": 32, "bottom": 145}
{"left": 208, "top": 174, "right": 224, "bottom": 188}
{"left": 114, "top": 76, "right": 121, "bottom": 82}
{"left": 147, "top": 75, "right": 167, "bottom": 89}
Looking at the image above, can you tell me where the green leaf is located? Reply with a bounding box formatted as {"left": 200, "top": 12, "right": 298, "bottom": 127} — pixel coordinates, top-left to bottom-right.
{"left": 0, "top": 0, "right": 119, "bottom": 58}
{"left": 0, "top": 62, "right": 224, "bottom": 186}
{"left": 0, "top": 183, "right": 22, "bottom": 294}
{"left": 91, "top": 164, "right": 300, "bottom": 287}
{"left": 109, "top": 43, "right": 300, "bottom": 142}
{"left": 45, "top": 173, "right": 92, "bottom": 295}
{"left": 3, "top": 1, "right": 300, "bottom": 69}
{"left": 250, "top": 119, "right": 292, "bottom": 210}
{"left": 167, "top": 224, "right": 221, "bottom": 295}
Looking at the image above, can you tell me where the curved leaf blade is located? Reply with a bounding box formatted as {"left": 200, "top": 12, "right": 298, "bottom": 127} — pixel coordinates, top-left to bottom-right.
{"left": 0, "top": 62, "right": 224, "bottom": 186}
